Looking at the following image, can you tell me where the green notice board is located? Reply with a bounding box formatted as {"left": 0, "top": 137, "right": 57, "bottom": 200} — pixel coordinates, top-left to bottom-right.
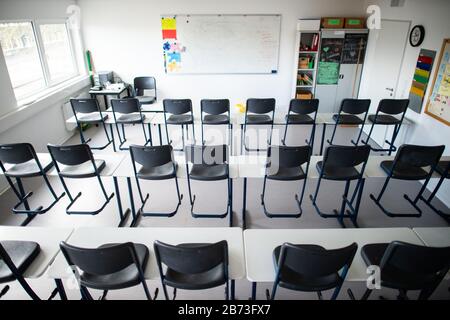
{"left": 317, "top": 61, "right": 340, "bottom": 84}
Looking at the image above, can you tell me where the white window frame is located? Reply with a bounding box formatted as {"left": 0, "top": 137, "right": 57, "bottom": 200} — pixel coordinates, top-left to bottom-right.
{"left": 0, "top": 18, "right": 80, "bottom": 100}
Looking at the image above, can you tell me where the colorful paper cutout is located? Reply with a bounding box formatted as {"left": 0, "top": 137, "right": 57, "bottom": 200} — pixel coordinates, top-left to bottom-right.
{"left": 162, "top": 29, "right": 177, "bottom": 39}
{"left": 161, "top": 17, "right": 176, "bottom": 30}
{"left": 168, "top": 52, "right": 181, "bottom": 62}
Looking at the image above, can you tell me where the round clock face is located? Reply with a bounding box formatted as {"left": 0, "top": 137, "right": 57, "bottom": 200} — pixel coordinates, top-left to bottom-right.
{"left": 410, "top": 25, "right": 425, "bottom": 47}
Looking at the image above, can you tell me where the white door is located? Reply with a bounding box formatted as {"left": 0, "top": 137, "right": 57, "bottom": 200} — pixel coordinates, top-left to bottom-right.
{"left": 359, "top": 20, "right": 410, "bottom": 146}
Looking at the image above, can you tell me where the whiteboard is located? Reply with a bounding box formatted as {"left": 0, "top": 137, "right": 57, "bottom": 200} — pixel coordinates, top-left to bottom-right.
{"left": 161, "top": 14, "right": 281, "bottom": 74}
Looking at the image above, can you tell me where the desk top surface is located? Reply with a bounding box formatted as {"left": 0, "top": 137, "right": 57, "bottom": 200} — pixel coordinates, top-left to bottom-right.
{"left": 47, "top": 227, "right": 245, "bottom": 280}
{"left": 412, "top": 227, "right": 450, "bottom": 247}
{"left": 244, "top": 228, "right": 423, "bottom": 282}
{"left": 0, "top": 226, "right": 73, "bottom": 278}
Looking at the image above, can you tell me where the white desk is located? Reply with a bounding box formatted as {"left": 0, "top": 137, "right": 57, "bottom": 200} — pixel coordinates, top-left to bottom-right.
{"left": 105, "top": 101, "right": 163, "bottom": 113}
{"left": 0, "top": 226, "right": 73, "bottom": 278}
{"left": 244, "top": 228, "right": 423, "bottom": 283}
{"left": 47, "top": 227, "right": 245, "bottom": 297}
{"left": 412, "top": 227, "right": 450, "bottom": 247}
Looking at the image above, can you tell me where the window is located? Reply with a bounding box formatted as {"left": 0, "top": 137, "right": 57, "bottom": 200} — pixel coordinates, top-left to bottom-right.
{"left": 0, "top": 20, "right": 79, "bottom": 101}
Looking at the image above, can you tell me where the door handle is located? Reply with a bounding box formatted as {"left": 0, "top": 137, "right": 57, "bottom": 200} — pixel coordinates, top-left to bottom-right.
{"left": 385, "top": 87, "right": 394, "bottom": 92}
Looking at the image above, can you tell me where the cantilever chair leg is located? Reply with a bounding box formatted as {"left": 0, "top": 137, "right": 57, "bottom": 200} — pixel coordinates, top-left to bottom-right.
{"left": 77, "top": 121, "right": 113, "bottom": 150}
{"left": 419, "top": 174, "right": 450, "bottom": 221}
{"left": 370, "top": 175, "right": 426, "bottom": 218}
{"left": 134, "top": 177, "right": 183, "bottom": 217}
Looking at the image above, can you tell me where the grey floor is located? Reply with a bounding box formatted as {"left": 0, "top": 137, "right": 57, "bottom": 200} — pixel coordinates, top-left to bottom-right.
{"left": 1, "top": 123, "right": 449, "bottom": 300}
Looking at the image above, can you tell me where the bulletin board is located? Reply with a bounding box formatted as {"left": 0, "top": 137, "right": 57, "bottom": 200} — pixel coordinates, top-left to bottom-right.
{"left": 160, "top": 14, "right": 281, "bottom": 74}
{"left": 425, "top": 39, "right": 450, "bottom": 125}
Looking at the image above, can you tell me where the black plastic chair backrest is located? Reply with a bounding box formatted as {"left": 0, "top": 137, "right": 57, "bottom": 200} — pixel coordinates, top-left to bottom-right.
{"left": 323, "top": 145, "right": 371, "bottom": 169}
{"left": 0, "top": 143, "right": 36, "bottom": 165}
{"left": 377, "top": 99, "right": 409, "bottom": 115}
{"left": 47, "top": 144, "right": 92, "bottom": 166}
{"left": 154, "top": 240, "right": 228, "bottom": 274}
{"left": 246, "top": 98, "right": 276, "bottom": 114}
{"left": 70, "top": 98, "right": 100, "bottom": 114}
{"left": 267, "top": 145, "right": 311, "bottom": 169}
{"left": 276, "top": 242, "right": 358, "bottom": 278}
{"left": 111, "top": 98, "right": 140, "bottom": 114}
{"left": 289, "top": 99, "right": 319, "bottom": 115}
{"left": 163, "top": 99, "right": 192, "bottom": 115}
{"left": 201, "top": 99, "right": 230, "bottom": 115}
{"left": 185, "top": 144, "right": 229, "bottom": 165}
{"left": 130, "top": 145, "right": 173, "bottom": 168}
{"left": 393, "top": 144, "right": 445, "bottom": 169}
{"left": 340, "top": 99, "right": 371, "bottom": 115}
{"left": 380, "top": 241, "right": 450, "bottom": 278}
{"left": 60, "top": 241, "right": 138, "bottom": 276}
{"left": 134, "top": 76, "right": 156, "bottom": 96}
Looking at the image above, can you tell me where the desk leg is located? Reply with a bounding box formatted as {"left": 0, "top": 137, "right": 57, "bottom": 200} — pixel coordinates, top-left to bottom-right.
{"left": 242, "top": 178, "right": 247, "bottom": 230}
{"left": 251, "top": 282, "right": 257, "bottom": 300}
{"left": 113, "top": 177, "right": 131, "bottom": 227}
{"left": 229, "top": 179, "right": 233, "bottom": 227}
{"left": 231, "top": 280, "right": 235, "bottom": 300}
{"left": 230, "top": 124, "right": 233, "bottom": 156}
{"left": 158, "top": 124, "right": 163, "bottom": 145}
{"left": 319, "top": 124, "right": 327, "bottom": 156}
{"left": 147, "top": 124, "right": 153, "bottom": 146}
{"left": 240, "top": 124, "right": 243, "bottom": 155}
{"left": 103, "top": 95, "right": 108, "bottom": 109}
{"left": 55, "top": 279, "right": 67, "bottom": 300}
{"left": 109, "top": 124, "right": 116, "bottom": 152}
{"left": 127, "top": 177, "right": 140, "bottom": 227}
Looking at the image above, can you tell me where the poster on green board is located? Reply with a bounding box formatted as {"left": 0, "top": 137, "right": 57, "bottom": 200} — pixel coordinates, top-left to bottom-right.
{"left": 317, "top": 61, "right": 340, "bottom": 84}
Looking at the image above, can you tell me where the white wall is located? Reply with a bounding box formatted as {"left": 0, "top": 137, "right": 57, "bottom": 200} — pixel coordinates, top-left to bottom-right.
{"left": 77, "top": 0, "right": 366, "bottom": 115}
{"left": 362, "top": 0, "right": 450, "bottom": 205}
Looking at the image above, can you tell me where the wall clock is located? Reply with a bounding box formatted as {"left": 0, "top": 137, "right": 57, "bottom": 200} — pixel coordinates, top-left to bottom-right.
{"left": 410, "top": 25, "right": 425, "bottom": 47}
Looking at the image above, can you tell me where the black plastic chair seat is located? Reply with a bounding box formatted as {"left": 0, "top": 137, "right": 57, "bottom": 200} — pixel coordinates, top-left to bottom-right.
{"left": 0, "top": 241, "right": 40, "bottom": 283}
{"left": 77, "top": 112, "right": 108, "bottom": 123}
{"left": 203, "top": 114, "right": 229, "bottom": 125}
{"left": 136, "top": 96, "right": 156, "bottom": 105}
{"left": 246, "top": 114, "right": 272, "bottom": 124}
{"left": 5, "top": 158, "right": 53, "bottom": 178}
{"left": 137, "top": 162, "right": 176, "bottom": 180}
{"left": 189, "top": 164, "right": 229, "bottom": 181}
{"left": 368, "top": 114, "right": 401, "bottom": 125}
{"left": 267, "top": 166, "right": 306, "bottom": 181}
{"left": 164, "top": 263, "right": 226, "bottom": 290}
{"left": 285, "top": 114, "right": 314, "bottom": 124}
{"left": 380, "top": 160, "right": 429, "bottom": 180}
{"left": 332, "top": 114, "right": 364, "bottom": 125}
{"left": 166, "top": 114, "right": 193, "bottom": 125}
{"left": 316, "top": 161, "right": 360, "bottom": 181}
{"left": 361, "top": 243, "right": 436, "bottom": 290}
{"left": 436, "top": 161, "right": 450, "bottom": 178}
{"left": 116, "top": 113, "right": 145, "bottom": 124}
{"left": 273, "top": 245, "right": 341, "bottom": 292}
{"left": 59, "top": 159, "right": 106, "bottom": 178}
{"left": 79, "top": 243, "right": 149, "bottom": 290}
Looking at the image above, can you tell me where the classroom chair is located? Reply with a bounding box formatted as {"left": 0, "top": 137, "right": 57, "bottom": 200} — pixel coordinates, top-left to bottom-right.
{"left": 47, "top": 143, "right": 114, "bottom": 215}
{"left": 200, "top": 99, "right": 231, "bottom": 145}
{"left": 0, "top": 143, "right": 64, "bottom": 226}
{"left": 243, "top": 98, "right": 275, "bottom": 153}
{"left": 310, "top": 145, "right": 371, "bottom": 228}
{"left": 185, "top": 144, "right": 232, "bottom": 226}
{"left": 129, "top": 144, "right": 183, "bottom": 217}
{"left": 163, "top": 99, "right": 195, "bottom": 150}
{"left": 357, "top": 241, "right": 450, "bottom": 300}
{"left": 281, "top": 99, "right": 319, "bottom": 148}
{"left": 261, "top": 145, "right": 312, "bottom": 218}
{"left": 370, "top": 144, "right": 445, "bottom": 218}
{"left": 132, "top": 76, "right": 157, "bottom": 105}
{"left": 111, "top": 98, "right": 151, "bottom": 150}
{"left": 266, "top": 242, "right": 357, "bottom": 300}
{"left": 154, "top": 240, "right": 229, "bottom": 300}
{"left": 327, "top": 99, "right": 371, "bottom": 146}
{"left": 362, "top": 99, "right": 409, "bottom": 155}
{"left": 419, "top": 160, "right": 450, "bottom": 221}
{"left": 0, "top": 241, "right": 41, "bottom": 300}
{"left": 60, "top": 241, "right": 153, "bottom": 300}
{"left": 70, "top": 98, "right": 113, "bottom": 150}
